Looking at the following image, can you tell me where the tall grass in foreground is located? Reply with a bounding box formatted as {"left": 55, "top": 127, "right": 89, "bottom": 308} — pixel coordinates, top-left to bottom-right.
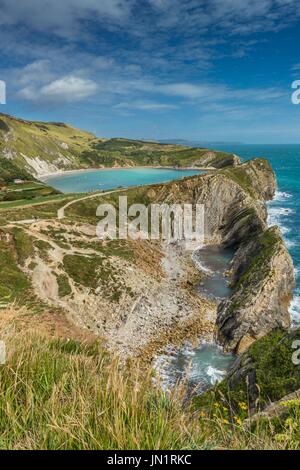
{"left": 0, "top": 333, "right": 298, "bottom": 450}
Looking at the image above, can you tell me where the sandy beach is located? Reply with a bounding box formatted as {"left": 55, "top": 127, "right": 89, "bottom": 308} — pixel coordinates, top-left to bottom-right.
{"left": 39, "top": 165, "right": 215, "bottom": 181}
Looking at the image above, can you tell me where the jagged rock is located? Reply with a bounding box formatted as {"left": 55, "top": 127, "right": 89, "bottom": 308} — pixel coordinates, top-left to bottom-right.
{"left": 195, "top": 329, "right": 300, "bottom": 416}
{"left": 244, "top": 388, "right": 300, "bottom": 425}
{"left": 216, "top": 227, "right": 295, "bottom": 353}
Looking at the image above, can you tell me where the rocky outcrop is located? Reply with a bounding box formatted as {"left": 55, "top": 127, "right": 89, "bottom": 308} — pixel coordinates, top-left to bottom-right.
{"left": 217, "top": 227, "right": 295, "bottom": 353}
{"left": 146, "top": 158, "right": 274, "bottom": 246}
{"left": 196, "top": 328, "right": 300, "bottom": 416}
{"left": 222, "top": 328, "right": 300, "bottom": 414}
{"left": 245, "top": 388, "right": 300, "bottom": 424}
{"left": 154, "top": 158, "right": 294, "bottom": 355}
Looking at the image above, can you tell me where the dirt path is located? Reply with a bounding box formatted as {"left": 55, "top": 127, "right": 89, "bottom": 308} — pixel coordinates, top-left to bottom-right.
{"left": 57, "top": 187, "right": 129, "bottom": 219}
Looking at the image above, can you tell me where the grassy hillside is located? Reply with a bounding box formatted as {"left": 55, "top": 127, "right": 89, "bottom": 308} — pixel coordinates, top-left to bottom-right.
{"left": 81, "top": 138, "right": 238, "bottom": 169}
{"left": 0, "top": 113, "right": 95, "bottom": 176}
{"left": 0, "top": 160, "right": 299, "bottom": 449}
{"left": 0, "top": 113, "right": 239, "bottom": 178}
{"left": 0, "top": 319, "right": 298, "bottom": 450}
{"left": 0, "top": 156, "right": 33, "bottom": 184}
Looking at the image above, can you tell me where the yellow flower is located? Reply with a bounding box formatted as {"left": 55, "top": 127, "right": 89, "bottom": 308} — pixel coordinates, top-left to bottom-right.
{"left": 238, "top": 402, "right": 248, "bottom": 411}
{"left": 214, "top": 402, "right": 220, "bottom": 408}
{"left": 275, "top": 433, "right": 286, "bottom": 443}
{"left": 223, "top": 419, "right": 229, "bottom": 425}
{"left": 284, "top": 417, "right": 297, "bottom": 430}
{"left": 282, "top": 399, "right": 300, "bottom": 408}
{"left": 234, "top": 417, "right": 242, "bottom": 425}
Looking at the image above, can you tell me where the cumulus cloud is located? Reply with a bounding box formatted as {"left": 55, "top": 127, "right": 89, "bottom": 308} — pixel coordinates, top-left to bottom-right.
{"left": 19, "top": 76, "right": 98, "bottom": 102}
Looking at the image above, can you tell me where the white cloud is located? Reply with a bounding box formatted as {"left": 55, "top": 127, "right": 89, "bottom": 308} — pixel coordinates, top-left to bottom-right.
{"left": 19, "top": 76, "right": 98, "bottom": 102}
{"left": 0, "top": 0, "right": 135, "bottom": 37}
{"left": 17, "top": 60, "right": 54, "bottom": 85}
{"left": 0, "top": 0, "right": 299, "bottom": 39}
{"left": 156, "top": 83, "right": 219, "bottom": 99}
{"left": 115, "top": 100, "right": 178, "bottom": 110}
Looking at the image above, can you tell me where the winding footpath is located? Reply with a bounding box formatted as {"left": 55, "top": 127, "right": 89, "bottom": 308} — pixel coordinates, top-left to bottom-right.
{"left": 57, "top": 188, "right": 129, "bottom": 219}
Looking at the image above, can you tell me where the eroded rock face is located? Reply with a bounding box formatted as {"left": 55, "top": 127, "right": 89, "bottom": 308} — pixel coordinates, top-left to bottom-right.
{"left": 146, "top": 158, "right": 273, "bottom": 246}
{"left": 197, "top": 159, "right": 295, "bottom": 354}
{"left": 175, "top": 157, "right": 294, "bottom": 355}
{"left": 115, "top": 158, "right": 294, "bottom": 356}
{"left": 216, "top": 227, "right": 295, "bottom": 353}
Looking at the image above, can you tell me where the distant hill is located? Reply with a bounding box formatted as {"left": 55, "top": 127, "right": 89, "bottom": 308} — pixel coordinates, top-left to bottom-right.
{"left": 159, "top": 139, "right": 244, "bottom": 146}
{"left": 0, "top": 113, "right": 239, "bottom": 179}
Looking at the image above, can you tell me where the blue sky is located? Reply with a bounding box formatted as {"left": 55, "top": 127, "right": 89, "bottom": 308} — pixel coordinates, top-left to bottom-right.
{"left": 0, "top": 0, "right": 300, "bottom": 143}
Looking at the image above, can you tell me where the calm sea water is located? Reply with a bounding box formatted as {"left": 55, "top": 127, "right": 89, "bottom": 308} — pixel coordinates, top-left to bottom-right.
{"left": 43, "top": 167, "right": 203, "bottom": 193}
{"left": 212, "top": 144, "right": 300, "bottom": 325}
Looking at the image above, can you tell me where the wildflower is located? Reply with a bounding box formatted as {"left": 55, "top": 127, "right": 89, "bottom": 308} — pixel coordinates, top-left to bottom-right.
{"left": 238, "top": 402, "right": 248, "bottom": 411}
{"left": 282, "top": 399, "right": 300, "bottom": 408}
{"left": 234, "top": 416, "right": 242, "bottom": 425}
{"left": 274, "top": 433, "right": 286, "bottom": 443}
{"left": 284, "top": 417, "right": 297, "bottom": 430}
{"left": 223, "top": 419, "right": 229, "bottom": 425}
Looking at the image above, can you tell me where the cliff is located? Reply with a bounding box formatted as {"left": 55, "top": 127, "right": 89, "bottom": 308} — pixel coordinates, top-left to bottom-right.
{"left": 211, "top": 159, "right": 294, "bottom": 353}
{"left": 150, "top": 158, "right": 294, "bottom": 353}
{"left": 217, "top": 227, "right": 294, "bottom": 353}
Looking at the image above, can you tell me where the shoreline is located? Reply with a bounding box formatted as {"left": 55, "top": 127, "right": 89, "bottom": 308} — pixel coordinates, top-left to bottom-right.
{"left": 39, "top": 165, "right": 215, "bottom": 181}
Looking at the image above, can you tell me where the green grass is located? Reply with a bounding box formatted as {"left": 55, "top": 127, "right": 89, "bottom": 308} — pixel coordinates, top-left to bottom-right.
{"left": 234, "top": 227, "right": 281, "bottom": 290}
{"left": 0, "top": 229, "right": 31, "bottom": 301}
{"left": 0, "top": 156, "right": 32, "bottom": 184}
{"left": 0, "top": 183, "right": 59, "bottom": 203}
{"left": 11, "top": 227, "right": 34, "bottom": 265}
{"left": 82, "top": 138, "right": 237, "bottom": 169}
{"left": 56, "top": 274, "right": 72, "bottom": 297}
{"left": 0, "top": 193, "right": 73, "bottom": 210}
{"left": 0, "top": 330, "right": 299, "bottom": 450}
{"left": 63, "top": 253, "right": 126, "bottom": 301}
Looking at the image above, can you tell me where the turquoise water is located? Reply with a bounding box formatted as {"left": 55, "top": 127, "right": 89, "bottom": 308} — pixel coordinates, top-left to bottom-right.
{"left": 194, "top": 246, "right": 234, "bottom": 300}
{"left": 42, "top": 167, "right": 203, "bottom": 193}
{"left": 212, "top": 144, "right": 300, "bottom": 325}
